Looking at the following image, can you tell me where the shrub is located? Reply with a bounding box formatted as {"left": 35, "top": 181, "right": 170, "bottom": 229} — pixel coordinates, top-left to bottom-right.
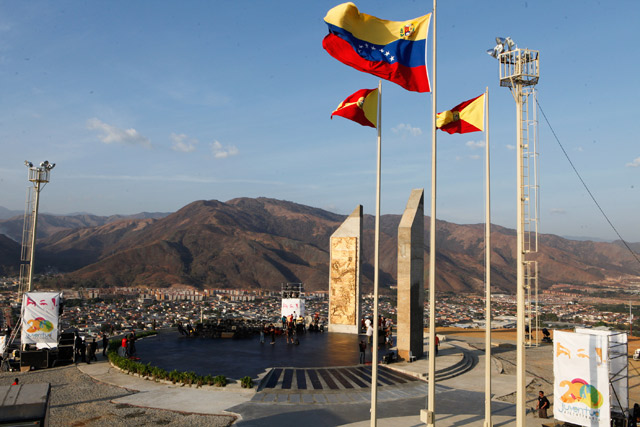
{"left": 168, "top": 369, "right": 181, "bottom": 384}
{"left": 240, "top": 376, "right": 253, "bottom": 389}
{"left": 213, "top": 375, "right": 227, "bottom": 387}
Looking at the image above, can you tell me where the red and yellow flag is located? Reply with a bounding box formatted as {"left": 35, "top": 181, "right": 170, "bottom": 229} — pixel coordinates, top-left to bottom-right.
{"left": 331, "top": 88, "right": 378, "bottom": 128}
{"left": 436, "top": 94, "right": 485, "bottom": 134}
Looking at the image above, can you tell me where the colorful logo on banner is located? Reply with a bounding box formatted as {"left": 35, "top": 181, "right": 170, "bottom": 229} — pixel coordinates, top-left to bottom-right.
{"left": 559, "top": 378, "right": 604, "bottom": 409}
{"left": 554, "top": 331, "right": 610, "bottom": 427}
{"left": 26, "top": 317, "right": 55, "bottom": 333}
{"left": 21, "top": 292, "right": 61, "bottom": 345}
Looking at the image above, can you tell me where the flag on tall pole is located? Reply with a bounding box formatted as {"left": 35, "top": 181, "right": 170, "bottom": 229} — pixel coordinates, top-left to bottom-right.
{"left": 323, "top": 2, "right": 431, "bottom": 93}
{"left": 331, "top": 88, "right": 378, "bottom": 128}
{"left": 436, "top": 94, "right": 485, "bottom": 134}
{"left": 435, "top": 90, "right": 492, "bottom": 426}
{"left": 329, "top": 81, "right": 382, "bottom": 427}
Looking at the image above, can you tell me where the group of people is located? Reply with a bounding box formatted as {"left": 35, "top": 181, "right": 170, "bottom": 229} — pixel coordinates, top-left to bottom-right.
{"left": 118, "top": 330, "right": 137, "bottom": 358}
{"left": 362, "top": 315, "right": 393, "bottom": 348}
{"left": 177, "top": 323, "right": 195, "bottom": 336}
{"left": 260, "top": 312, "right": 325, "bottom": 345}
{"left": 74, "top": 331, "right": 100, "bottom": 364}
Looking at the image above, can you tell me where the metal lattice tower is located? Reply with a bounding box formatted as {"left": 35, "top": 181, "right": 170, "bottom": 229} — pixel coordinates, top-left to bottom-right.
{"left": 17, "top": 161, "right": 55, "bottom": 301}
{"left": 497, "top": 46, "right": 540, "bottom": 426}
{"left": 522, "top": 88, "right": 540, "bottom": 348}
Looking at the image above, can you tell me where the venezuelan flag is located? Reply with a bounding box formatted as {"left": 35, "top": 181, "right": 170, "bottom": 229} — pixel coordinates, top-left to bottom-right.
{"left": 323, "top": 3, "right": 431, "bottom": 93}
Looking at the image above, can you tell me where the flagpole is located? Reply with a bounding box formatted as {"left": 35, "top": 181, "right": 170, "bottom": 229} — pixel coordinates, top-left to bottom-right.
{"left": 483, "top": 87, "right": 493, "bottom": 427}
{"left": 370, "top": 79, "right": 382, "bottom": 427}
{"left": 424, "top": 0, "right": 437, "bottom": 425}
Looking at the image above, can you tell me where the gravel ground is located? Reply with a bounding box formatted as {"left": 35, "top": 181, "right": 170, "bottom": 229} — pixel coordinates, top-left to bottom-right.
{"left": 463, "top": 337, "right": 556, "bottom": 416}
{"left": 1, "top": 364, "right": 235, "bottom": 426}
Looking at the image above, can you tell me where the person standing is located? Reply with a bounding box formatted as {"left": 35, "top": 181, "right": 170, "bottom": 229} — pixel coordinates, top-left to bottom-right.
{"left": 102, "top": 333, "right": 108, "bottom": 357}
{"left": 286, "top": 324, "right": 293, "bottom": 344}
{"left": 269, "top": 323, "right": 276, "bottom": 344}
{"left": 74, "top": 332, "right": 82, "bottom": 363}
{"left": 359, "top": 340, "right": 367, "bottom": 364}
{"left": 366, "top": 323, "right": 374, "bottom": 345}
{"left": 536, "top": 390, "right": 550, "bottom": 419}
{"left": 87, "top": 337, "right": 97, "bottom": 363}
{"left": 129, "top": 331, "right": 137, "bottom": 356}
{"left": 79, "top": 337, "right": 87, "bottom": 363}
{"left": 121, "top": 336, "right": 128, "bottom": 357}
{"left": 435, "top": 335, "right": 440, "bottom": 356}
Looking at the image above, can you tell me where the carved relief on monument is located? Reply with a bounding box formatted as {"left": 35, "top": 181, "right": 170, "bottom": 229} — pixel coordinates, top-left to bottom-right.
{"left": 329, "top": 236, "right": 357, "bottom": 326}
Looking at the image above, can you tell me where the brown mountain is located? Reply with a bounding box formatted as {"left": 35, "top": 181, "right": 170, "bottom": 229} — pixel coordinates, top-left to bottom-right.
{"left": 0, "top": 211, "right": 169, "bottom": 243}
{"left": 0, "top": 234, "right": 20, "bottom": 276}
{"left": 1, "top": 197, "right": 639, "bottom": 293}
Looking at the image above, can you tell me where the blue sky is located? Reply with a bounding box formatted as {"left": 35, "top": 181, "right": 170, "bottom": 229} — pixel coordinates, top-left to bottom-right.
{"left": 0, "top": 1, "right": 638, "bottom": 242}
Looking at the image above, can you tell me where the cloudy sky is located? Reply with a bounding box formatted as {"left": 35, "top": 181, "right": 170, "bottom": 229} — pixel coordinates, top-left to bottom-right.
{"left": 0, "top": 0, "right": 638, "bottom": 242}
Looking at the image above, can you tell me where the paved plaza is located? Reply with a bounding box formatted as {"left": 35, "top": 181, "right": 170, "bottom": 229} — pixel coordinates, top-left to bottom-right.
{"left": 74, "top": 331, "right": 556, "bottom": 426}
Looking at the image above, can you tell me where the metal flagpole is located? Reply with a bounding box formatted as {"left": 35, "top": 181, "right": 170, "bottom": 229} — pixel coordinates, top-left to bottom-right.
{"left": 370, "top": 79, "right": 382, "bottom": 427}
{"left": 515, "top": 80, "right": 526, "bottom": 427}
{"left": 424, "top": 0, "right": 437, "bottom": 425}
{"left": 483, "top": 87, "right": 493, "bottom": 427}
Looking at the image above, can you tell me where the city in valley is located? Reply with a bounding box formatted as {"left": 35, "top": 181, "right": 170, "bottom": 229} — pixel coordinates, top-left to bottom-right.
{"left": 3, "top": 276, "right": 640, "bottom": 335}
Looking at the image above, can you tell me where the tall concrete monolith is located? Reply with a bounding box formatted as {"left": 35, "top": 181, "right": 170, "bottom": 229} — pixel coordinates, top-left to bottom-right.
{"left": 397, "top": 189, "right": 424, "bottom": 360}
{"left": 328, "top": 205, "right": 362, "bottom": 334}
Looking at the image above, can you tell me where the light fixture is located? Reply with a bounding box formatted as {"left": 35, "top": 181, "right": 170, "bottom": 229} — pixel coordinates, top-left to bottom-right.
{"left": 487, "top": 36, "right": 517, "bottom": 59}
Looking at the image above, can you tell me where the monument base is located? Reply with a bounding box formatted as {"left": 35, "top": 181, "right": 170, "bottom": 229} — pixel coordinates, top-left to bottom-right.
{"left": 328, "top": 324, "right": 359, "bottom": 334}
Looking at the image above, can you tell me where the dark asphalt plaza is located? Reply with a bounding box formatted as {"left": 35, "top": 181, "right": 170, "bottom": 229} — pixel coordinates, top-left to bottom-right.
{"left": 136, "top": 329, "right": 396, "bottom": 380}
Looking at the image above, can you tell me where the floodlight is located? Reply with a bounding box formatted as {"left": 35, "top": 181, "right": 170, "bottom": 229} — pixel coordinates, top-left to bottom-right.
{"left": 505, "top": 37, "right": 515, "bottom": 50}
{"left": 487, "top": 36, "right": 517, "bottom": 60}
{"left": 24, "top": 160, "right": 33, "bottom": 167}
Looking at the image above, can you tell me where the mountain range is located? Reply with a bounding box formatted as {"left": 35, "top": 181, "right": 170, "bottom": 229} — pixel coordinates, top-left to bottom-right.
{"left": 0, "top": 197, "right": 639, "bottom": 294}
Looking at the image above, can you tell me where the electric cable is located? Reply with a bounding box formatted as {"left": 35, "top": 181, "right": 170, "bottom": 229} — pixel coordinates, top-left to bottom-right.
{"left": 536, "top": 98, "right": 640, "bottom": 267}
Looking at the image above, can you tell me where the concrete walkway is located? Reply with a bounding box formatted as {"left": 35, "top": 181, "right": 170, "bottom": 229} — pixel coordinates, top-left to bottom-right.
{"left": 77, "top": 355, "right": 255, "bottom": 418}
{"left": 76, "top": 339, "right": 555, "bottom": 426}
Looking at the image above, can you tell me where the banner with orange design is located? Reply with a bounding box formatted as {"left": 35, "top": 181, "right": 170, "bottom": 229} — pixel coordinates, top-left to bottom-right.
{"left": 21, "top": 292, "right": 61, "bottom": 348}
{"left": 554, "top": 330, "right": 610, "bottom": 426}
{"left": 576, "top": 328, "right": 628, "bottom": 416}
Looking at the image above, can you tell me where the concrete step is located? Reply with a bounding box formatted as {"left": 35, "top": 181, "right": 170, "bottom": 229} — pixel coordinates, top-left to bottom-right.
{"left": 257, "top": 365, "right": 423, "bottom": 392}
{"left": 435, "top": 348, "right": 477, "bottom": 382}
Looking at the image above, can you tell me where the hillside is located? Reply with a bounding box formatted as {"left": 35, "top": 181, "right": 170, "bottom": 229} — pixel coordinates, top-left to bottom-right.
{"left": 1, "top": 197, "right": 639, "bottom": 293}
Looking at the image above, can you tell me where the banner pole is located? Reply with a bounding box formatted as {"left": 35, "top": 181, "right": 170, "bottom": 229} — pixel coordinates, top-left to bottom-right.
{"left": 425, "top": 0, "right": 437, "bottom": 425}
{"left": 484, "top": 87, "right": 493, "bottom": 427}
{"left": 370, "top": 79, "right": 382, "bottom": 427}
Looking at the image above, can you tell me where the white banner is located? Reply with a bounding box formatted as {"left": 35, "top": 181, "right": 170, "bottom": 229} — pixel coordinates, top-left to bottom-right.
{"left": 554, "top": 330, "right": 610, "bottom": 426}
{"left": 281, "top": 298, "right": 305, "bottom": 318}
{"left": 0, "top": 335, "right": 5, "bottom": 354}
{"left": 576, "top": 328, "right": 628, "bottom": 415}
{"left": 21, "top": 292, "right": 61, "bottom": 347}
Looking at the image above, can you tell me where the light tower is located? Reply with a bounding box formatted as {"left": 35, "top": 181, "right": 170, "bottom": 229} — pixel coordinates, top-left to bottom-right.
{"left": 18, "top": 160, "right": 55, "bottom": 300}
{"left": 488, "top": 38, "right": 539, "bottom": 426}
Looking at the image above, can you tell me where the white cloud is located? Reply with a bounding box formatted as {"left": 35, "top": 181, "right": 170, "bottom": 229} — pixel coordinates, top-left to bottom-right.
{"left": 469, "top": 154, "right": 481, "bottom": 160}
{"left": 465, "top": 140, "right": 485, "bottom": 149}
{"left": 210, "top": 140, "right": 238, "bottom": 159}
{"left": 506, "top": 144, "right": 516, "bottom": 150}
{"left": 550, "top": 208, "right": 566, "bottom": 215}
{"left": 170, "top": 133, "right": 197, "bottom": 152}
{"left": 86, "top": 118, "right": 151, "bottom": 148}
{"left": 626, "top": 157, "right": 640, "bottom": 167}
{"left": 391, "top": 123, "right": 422, "bottom": 137}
